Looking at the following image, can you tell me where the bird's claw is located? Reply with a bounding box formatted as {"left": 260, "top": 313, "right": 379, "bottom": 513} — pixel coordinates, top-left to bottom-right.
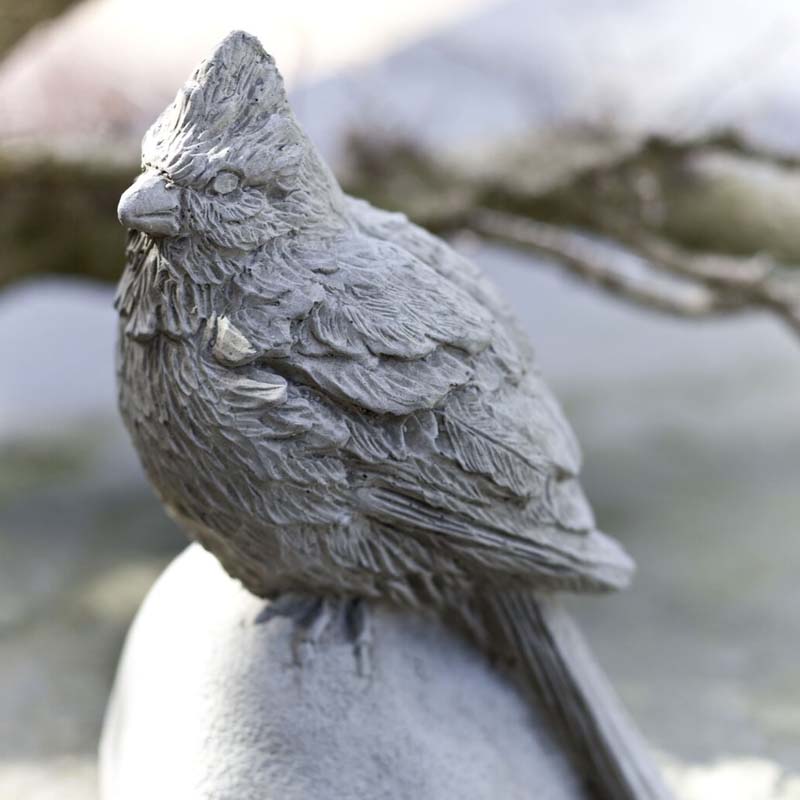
{"left": 292, "top": 597, "right": 337, "bottom": 667}
{"left": 348, "top": 598, "right": 373, "bottom": 678}
{"left": 263, "top": 594, "right": 373, "bottom": 675}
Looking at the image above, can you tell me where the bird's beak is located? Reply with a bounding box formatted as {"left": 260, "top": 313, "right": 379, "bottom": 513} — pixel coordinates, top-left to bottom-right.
{"left": 118, "top": 173, "right": 181, "bottom": 237}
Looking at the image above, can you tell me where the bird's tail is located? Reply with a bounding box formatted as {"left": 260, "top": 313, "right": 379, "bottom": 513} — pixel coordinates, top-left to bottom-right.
{"left": 479, "top": 591, "right": 671, "bottom": 800}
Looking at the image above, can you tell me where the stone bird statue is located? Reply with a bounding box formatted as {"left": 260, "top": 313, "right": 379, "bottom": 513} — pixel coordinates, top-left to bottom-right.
{"left": 116, "top": 31, "right": 669, "bottom": 800}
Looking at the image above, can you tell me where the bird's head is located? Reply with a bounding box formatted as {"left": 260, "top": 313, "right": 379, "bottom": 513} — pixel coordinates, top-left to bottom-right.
{"left": 118, "top": 31, "right": 340, "bottom": 254}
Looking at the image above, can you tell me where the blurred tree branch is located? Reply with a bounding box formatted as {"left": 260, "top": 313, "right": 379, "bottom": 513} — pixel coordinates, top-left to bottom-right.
{"left": 0, "top": 155, "right": 130, "bottom": 287}
{"left": 4, "top": 126, "right": 800, "bottom": 342}
{"left": 467, "top": 211, "right": 752, "bottom": 318}
{"left": 343, "top": 129, "right": 800, "bottom": 336}
{"left": 0, "top": 0, "right": 81, "bottom": 57}
{"left": 467, "top": 210, "right": 800, "bottom": 335}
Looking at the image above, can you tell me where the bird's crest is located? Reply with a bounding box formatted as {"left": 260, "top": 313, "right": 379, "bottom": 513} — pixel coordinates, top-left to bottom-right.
{"left": 142, "top": 31, "right": 297, "bottom": 184}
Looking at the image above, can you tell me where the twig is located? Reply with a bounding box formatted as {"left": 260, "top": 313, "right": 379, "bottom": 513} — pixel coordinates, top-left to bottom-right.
{"left": 468, "top": 208, "right": 748, "bottom": 318}
{"left": 625, "top": 232, "right": 800, "bottom": 333}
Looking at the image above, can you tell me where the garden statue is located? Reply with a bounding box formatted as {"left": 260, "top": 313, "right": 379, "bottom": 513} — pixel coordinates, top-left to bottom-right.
{"left": 106, "top": 30, "right": 670, "bottom": 800}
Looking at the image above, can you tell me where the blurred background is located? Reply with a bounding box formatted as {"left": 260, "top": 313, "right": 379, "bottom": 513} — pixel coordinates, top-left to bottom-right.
{"left": 2, "top": 1, "right": 800, "bottom": 797}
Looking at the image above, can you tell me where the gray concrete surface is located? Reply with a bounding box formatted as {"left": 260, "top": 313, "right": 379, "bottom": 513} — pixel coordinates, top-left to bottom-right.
{"left": 100, "top": 545, "right": 585, "bottom": 800}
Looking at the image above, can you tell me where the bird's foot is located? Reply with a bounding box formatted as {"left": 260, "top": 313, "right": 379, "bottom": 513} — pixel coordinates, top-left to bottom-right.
{"left": 293, "top": 596, "right": 338, "bottom": 667}
{"left": 346, "top": 598, "right": 373, "bottom": 678}
{"left": 259, "top": 593, "right": 373, "bottom": 675}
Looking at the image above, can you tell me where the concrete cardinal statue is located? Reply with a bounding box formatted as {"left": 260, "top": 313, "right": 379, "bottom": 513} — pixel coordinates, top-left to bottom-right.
{"left": 115, "top": 31, "right": 669, "bottom": 800}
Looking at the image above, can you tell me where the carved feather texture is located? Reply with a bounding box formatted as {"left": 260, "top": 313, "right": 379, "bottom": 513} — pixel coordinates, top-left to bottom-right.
{"left": 442, "top": 387, "right": 549, "bottom": 498}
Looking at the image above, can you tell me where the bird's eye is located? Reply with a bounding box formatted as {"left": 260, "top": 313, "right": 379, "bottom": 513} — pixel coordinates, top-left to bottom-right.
{"left": 211, "top": 171, "right": 240, "bottom": 195}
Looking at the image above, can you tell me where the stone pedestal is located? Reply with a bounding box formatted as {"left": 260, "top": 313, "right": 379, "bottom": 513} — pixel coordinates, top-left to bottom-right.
{"left": 100, "top": 544, "right": 586, "bottom": 800}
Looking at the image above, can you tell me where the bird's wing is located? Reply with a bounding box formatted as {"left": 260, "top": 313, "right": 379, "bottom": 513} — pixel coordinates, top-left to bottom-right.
{"left": 350, "top": 372, "right": 632, "bottom": 593}
{"left": 285, "top": 234, "right": 505, "bottom": 415}
{"left": 345, "top": 197, "right": 529, "bottom": 354}
{"left": 236, "top": 222, "right": 632, "bottom": 592}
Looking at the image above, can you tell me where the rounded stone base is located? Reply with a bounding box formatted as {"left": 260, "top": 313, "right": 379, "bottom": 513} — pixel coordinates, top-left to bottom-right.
{"left": 100, "top": 544, "right": 585, "bottom": 800}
